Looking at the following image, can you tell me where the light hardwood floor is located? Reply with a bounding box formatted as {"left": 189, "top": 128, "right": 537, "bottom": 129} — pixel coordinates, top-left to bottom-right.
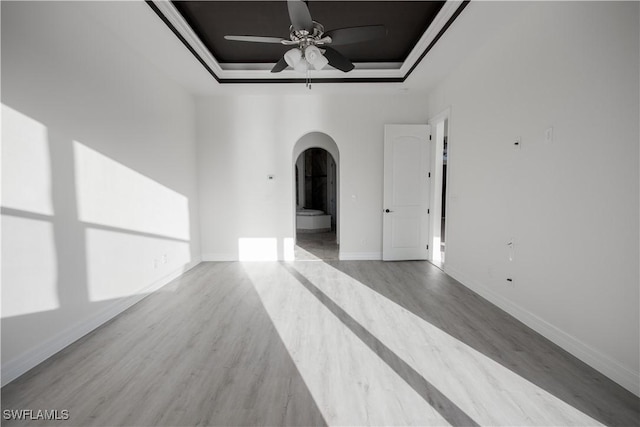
{"left": 294, "top": 231, "right": 339, "bottom": 261}
{"left": 2, "top": 260, "right": 639, "bottom": 426}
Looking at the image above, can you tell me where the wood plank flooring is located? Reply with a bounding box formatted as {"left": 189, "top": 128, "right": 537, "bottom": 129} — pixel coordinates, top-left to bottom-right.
{"left": 2, "top": 260, "right": 639, "bottom": 426}
{"left": 294, "top": 232, "right": 339, "bottom": 261}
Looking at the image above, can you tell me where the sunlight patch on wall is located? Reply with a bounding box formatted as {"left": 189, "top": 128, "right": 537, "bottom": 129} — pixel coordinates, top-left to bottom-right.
{"left": 1, "top": 104, "right": 53, "bottom": 215}
{"left": 73, "top": 141, "right": 190, "bottom": 240}
{"left": 238, "top": 238, "right": 278, "bottom": 262}
{"left": 283, "top": 237, "right": 295, "bottom": 261}
{"left": 1, "top": 215, "right": 59, "bottom": 318}
{"left": 85, "top": 227, "right": 190, "bottom": 302}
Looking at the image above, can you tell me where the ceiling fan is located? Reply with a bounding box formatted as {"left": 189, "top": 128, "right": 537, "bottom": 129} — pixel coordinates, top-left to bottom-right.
{"left": 224, "top": 0, "right": 387, "bottom": 73}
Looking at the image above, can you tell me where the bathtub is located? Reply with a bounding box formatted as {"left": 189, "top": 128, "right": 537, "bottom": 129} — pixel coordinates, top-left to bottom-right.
{"left": 296, "top": 208, "right": 331, "bottom": 233}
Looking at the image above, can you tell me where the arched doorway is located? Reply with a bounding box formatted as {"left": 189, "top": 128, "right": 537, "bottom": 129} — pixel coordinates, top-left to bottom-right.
{"left": 292, "top": 132, "right": 340, "bottom": 260}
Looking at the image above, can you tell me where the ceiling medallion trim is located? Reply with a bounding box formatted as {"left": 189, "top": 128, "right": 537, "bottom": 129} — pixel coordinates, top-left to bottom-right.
{"left": 147, "top": 0, "right": 469, "bottom": 84}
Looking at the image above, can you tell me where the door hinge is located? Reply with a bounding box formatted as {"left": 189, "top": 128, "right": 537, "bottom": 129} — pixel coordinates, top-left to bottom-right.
{"left": 429, "top": 135, "right": 432, "bottom": 141}
{"left": 428, "top": 172, "right": 431, "bottom": 178}
{"left": 427, "top": 209, "right": 430, "bottom": 214}
{"left": 426, "top": 244, "right": 429, "bottom": 250}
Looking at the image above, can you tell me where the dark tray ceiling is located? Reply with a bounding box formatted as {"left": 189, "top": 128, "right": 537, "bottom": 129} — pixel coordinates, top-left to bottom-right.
{"left": 172, "top": 1, "right": 445, "bottom": 64}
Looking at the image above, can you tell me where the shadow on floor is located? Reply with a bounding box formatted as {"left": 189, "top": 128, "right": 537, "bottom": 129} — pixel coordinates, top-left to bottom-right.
{"left": 324, "top": 260, "right": 640, "bottom": 427}
{"left": 1, "top": 263, "right": 327, "bottom": 427}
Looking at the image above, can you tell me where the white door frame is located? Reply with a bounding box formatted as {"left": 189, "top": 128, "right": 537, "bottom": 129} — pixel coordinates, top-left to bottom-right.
{"left": 428, "top": 107, "right": 451, "bottom": 265}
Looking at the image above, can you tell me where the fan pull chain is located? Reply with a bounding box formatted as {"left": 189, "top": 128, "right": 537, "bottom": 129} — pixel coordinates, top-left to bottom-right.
{"left": 305, "top": 70, "right": 312, "bottom": 90}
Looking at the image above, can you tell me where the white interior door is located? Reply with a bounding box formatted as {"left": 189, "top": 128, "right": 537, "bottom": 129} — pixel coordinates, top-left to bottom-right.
{"left": 383, "top": 124, "right": 431, "bottom": 261}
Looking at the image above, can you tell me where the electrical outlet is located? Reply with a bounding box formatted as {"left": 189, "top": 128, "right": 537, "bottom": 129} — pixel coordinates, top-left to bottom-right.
{"left": 545, "top": 127, "right": 553, "bottom": 143}
{"left": 162, "top": 254, "right": 167, "bottom": 264}
{"left": 153, "top": 259, "right": 158, "bottom": 269}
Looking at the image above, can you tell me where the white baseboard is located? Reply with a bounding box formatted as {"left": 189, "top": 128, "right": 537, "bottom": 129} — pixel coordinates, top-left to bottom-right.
{"left": 445, "top": 266, "right": 640, "bottom": 397}
{"left": 339, "top": 252, "right": 382, "bottom": 261}
{"left": 1, "top": 260, "right": 201, "bottom": 387}
{"left": 202, "top": 253, "right": 388, "bottom": 262}
{"left": 201, "top": 253, "right": 237, "bottom": 262}
{"left": 205, "top": 252, "right": 385, "bottom": 262}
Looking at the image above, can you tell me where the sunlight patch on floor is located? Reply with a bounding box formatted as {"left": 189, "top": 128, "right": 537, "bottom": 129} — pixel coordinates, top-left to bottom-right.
{"left": 287, "top": 261, "right": 603, "bottom": 426}
{"left": 293, "top": 245, "right": 324, "bottom": 261}
{"left": 243, "top": 262, "right": 450, "bottom": 426}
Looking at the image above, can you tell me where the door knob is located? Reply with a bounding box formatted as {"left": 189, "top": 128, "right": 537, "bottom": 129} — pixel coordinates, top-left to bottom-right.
{"left": 385, "top": 209, "right": 393, "bottom": 213}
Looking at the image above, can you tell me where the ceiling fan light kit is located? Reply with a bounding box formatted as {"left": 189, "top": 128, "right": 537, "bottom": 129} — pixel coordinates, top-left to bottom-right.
{"left": 284, "top": 47, "right": 302, "bottom": 68}
{"left": 224, "top": 0, "right": 387, "bottom": 86}
{"left": 294, "top": 56, "right": 309, "bottom": 73}
{"left": 285, "top": 45, "right": 329, "bottom": 72}
{"left": 311, "top": 52, "right": 329, "bottom": 71}
{"left": 304, "top": 45, "right": 327, "bottom": 69}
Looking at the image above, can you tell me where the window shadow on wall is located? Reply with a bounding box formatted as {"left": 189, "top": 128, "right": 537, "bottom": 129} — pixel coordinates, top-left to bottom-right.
{"left": 1, "top": 104, "right": 193, "bottom": 386}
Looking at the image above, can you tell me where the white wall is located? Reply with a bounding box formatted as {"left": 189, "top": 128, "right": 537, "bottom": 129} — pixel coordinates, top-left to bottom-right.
{"left": 197, "top": 93, "right": 429, "bottom": 261}
{"left": 1, "top": 1, "right": 201, "bottom": 384}
{"left": 423, "top": 1, "right": 639, "bottom": 394}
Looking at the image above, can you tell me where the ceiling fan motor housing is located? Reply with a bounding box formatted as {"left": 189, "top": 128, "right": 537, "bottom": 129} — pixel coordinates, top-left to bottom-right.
{"left": 287, "top": 22, "right": 331, "bottom": 47}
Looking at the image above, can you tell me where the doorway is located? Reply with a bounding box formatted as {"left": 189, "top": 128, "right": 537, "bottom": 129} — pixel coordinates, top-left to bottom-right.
{"left": 292, "top": 133, "right": 340, "bottom": 261}
{"left": 429, "top": 110, "right": 450, "bottom": 268}
{"left": 441, "top": 120, "right": 448, "bottom": 263}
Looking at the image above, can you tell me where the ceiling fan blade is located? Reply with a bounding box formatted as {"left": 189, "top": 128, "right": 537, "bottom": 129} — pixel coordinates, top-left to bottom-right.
{"left": 325, "top": 25, "right": 387, "bottom": 45}
{"left": 224, "top": 35, "right": 286, "bottom": 44}
{"left": 271, "top": 57, "right": 289, "bottom": 73}
{"left": 323, "top": 47, "right": 355, "bottom": 72}
{"left": 287, "top": 0, "right": 313, "bottom": 31}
